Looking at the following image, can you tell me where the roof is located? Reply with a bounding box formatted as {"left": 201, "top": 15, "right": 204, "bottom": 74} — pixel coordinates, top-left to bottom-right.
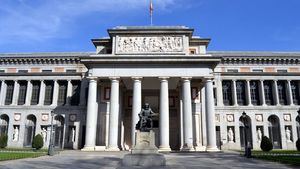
{"left": 208, "top": 51, "right": 300, "bottom": 57}
{"left": 0, "top": 52, "right": 95, "bottom": 58}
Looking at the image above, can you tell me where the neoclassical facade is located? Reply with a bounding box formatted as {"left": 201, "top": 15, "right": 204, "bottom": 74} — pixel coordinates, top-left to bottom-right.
{"left": 0, "top": 26, "right": 299, "bottom": 151}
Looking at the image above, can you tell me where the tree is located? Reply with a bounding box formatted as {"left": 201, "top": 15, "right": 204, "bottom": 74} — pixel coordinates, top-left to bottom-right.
{"left": 260, "top": 136, "right": 273, "bottom": 152}
{"left": 0, "top": 134, "right": 8, "bottom": 148}
{"left": 32, "top": 134, "right": 44, "bottom": 150}
{"left": 296, "top": 138, "right": 300, "bottom": 151}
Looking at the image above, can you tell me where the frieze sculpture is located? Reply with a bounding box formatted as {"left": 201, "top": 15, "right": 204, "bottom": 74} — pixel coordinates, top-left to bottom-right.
{"left": 116, "top": 36, "right": 183, "bottom": 53}
{"left": 135, "top": 103, "right": 158, "bottom": 132}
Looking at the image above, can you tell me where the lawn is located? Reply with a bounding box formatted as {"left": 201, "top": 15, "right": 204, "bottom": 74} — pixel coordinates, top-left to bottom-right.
{"left": 0, "top": 148, "right": 47, "bottom": 161}
{"left": 249, "top": 150, "right": 300, "bottom": 166}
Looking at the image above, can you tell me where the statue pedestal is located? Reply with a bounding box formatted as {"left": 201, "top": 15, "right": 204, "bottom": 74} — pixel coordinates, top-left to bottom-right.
{"left": 121, "top": 130, "right": 166, "bottom": 167}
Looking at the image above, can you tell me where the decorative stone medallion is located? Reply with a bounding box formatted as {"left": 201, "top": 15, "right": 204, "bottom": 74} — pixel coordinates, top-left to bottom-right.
{"left": 14, "top": 113, "right": 21, "bottom": 121}
{"left": 41, "top": 113, "right": 49, "bottom": 121}
{"left": 283, "top": 114, "right": 291, "bottom": 122}
{"left": 116, "top": 36, "right": 184, "bottom": 54}
{"left": 255, "top": 114, "right": 263, "bottom": 122}
{"left": 215, "top": 114, "right": 220, "bottom": 122}
{"left": 69, "top": 114, "right": 77, "bottom": 122}
{"left": 226, "top": 114, "right": 234, "bottom": 122}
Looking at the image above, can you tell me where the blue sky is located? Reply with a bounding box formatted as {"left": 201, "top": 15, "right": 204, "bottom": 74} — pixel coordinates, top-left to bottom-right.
{"left": 0, "top": 0, "right": 299, "bottom": 53}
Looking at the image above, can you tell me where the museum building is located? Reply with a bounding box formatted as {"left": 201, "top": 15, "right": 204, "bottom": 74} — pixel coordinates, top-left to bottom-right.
{"left": 0, "top": 26, "right": 299, "bottom": 151}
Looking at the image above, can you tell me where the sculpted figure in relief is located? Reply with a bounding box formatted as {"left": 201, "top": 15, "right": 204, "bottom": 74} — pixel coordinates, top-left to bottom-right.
{"left": 228, "top": 127, "right": 234, "bottom": 143}
{"left": 13, "top": 126, "right": 19, "bottom": 141}
{"left": 285, "top": 127, "right": 292, "bottom": 142}
{"left": 257, "top": 128, "right": 262, "bottom": 142}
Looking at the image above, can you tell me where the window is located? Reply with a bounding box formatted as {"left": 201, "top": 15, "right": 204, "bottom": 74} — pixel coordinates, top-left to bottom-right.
{"left": 44, "top": 81, "right": 54, "bottom": 105}
{"left": 0, "top": 70, "right": 4, "bottom": 73}
{"left": 213, "top": 88, "right": 217, "bottom": 106}
{"left": 31, "top": 81, "right": 40, "bottom": 105}
{"left": 18, "top": 81, "right": 27, "bottom": 105}
{"left": 277, "top": 69, "right": 287, "bottom": 73}
{"left": 71, "top": 81, "right": 81, "bottom": 106}
{"left": 42, "top": 70, "right": 52, "bottom": 73}
{"left": 57, "top": 81, "right": 67, "bottom": 106}
{"left": 236, "top": 81, "right": 246, "bottom": 105}
{"left": 189, "top": 49, "right": 196, "bottom": 55}
{"left": 222, "top": 81, "right": 233, "bottom": 106}
{"left": 227, "top": 69, "right": 238, "bottom": 73}
{"left": 66, "top": 69, "right": 76, "bottom": 73}
{"left": 252, "top": 69, "right": 263, "bottom": 72}
{"left": 18, "top": 70, "right": 28, "bottom": 73}
{"left": 250, "top": 81, "right": 260, "bottom": 105}
{"left": 264, "top": 81, "right": 274, "bottom": 105}
{"left": 291, "top": 81, "right": 299, "bottom": 105}
{"left": 277, "top": 81, "right": 287, "bottom": 105}
{"left": 5, "top": 81, "right": 14, "bottom": 105}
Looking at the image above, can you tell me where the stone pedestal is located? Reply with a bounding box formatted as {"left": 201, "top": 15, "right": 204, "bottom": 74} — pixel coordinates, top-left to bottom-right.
{"left": 121, "top": 130, "right": 166, "bottom": 167}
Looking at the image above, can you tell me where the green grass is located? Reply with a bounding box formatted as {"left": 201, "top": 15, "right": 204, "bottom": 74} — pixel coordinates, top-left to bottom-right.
{"left": 251, "top": 150, "right": 300, "bottom": 155}
{"left": 0, "top": 148, "right": 47, "bottom": 161}
{"left": 253, "top": 155, "right": 300, "bottom": 166}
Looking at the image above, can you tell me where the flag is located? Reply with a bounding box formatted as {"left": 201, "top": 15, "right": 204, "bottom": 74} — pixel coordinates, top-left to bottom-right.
{"left": 150, "top": 0, "right": 153, "bottom": 16}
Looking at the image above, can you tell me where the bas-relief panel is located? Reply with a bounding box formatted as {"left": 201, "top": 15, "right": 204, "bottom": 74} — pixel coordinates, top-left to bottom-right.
{"left": 116, "top": 36, "right": 184, "bottom": 54}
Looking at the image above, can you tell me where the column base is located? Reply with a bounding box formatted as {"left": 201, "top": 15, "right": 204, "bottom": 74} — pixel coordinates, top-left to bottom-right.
{"left": 180, "top": 145, "right": 195, "bottom": 152}
{"left": 106, "top": 146, "right": 120, "bottom": 151}
{"left": 206, "top": 146, "right": 220, "bottom": 152}
{"left": 194, "top": 146, "right": 206, "bottom": 152}
{"left": 81, "top": 146, "right": 95, "bottom": 151}
{"left": 158, "top": 146, "right": 171, "bottom": 152}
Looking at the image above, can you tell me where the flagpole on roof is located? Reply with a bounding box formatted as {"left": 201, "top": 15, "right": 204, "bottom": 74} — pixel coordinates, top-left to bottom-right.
{"left": 150, "top": 0, "right": 153, "bottom": 26}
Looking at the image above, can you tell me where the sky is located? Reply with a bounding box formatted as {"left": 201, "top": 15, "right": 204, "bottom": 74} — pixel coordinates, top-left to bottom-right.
{"left": 0, "top": 0, "right": 299, "bottom": 53}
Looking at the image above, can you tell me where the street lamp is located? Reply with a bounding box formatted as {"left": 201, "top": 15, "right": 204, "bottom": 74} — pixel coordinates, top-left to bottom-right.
{"left": 242, "top": 111, "right": 251, "bottom": 158}
{"left": 48, "top": 111, "right": 55, "bottom": 156}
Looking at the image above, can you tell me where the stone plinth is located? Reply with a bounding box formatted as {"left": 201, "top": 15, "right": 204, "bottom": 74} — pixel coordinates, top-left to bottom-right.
{"left": 121, "top": 130, "right": 166, "bottom": 167}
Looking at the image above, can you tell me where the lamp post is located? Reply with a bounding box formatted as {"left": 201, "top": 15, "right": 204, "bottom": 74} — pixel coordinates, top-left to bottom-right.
{"left": 242, "top": 111, "right": 251, "bottom": 158}
{"left": 48, "top": 111, "right": 55, "bottom": 156}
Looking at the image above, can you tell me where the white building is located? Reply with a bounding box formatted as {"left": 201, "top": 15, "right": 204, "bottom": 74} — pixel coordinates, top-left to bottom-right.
{"left": 0, "top": 26, "right": 299, "bottom": 151}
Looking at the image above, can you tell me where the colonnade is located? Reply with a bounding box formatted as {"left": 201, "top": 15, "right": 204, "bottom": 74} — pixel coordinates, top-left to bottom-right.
{"left": 83, "top": 77, "right": 218, "bottom": 151}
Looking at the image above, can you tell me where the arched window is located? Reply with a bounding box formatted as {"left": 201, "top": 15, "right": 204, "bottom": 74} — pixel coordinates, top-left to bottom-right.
{"left": 0, "top": 114, "right": 9, "bottom": 136}
{"left": 24, "top": 115, "right": 36, "bottom": 146}
{"left": 236, "top": 81, "right": 246, "bottom": 105}
{"left": 222, "top": 81, "right": 232, "bottom": 106}
{"left": 268, "top": 115, "right": 282, "bottom": 149}
{"left": 239, "top": 115, "right": 252, "bottom": 147}
{"left": 54, "top": 115, "right": 65, "bottom": 148}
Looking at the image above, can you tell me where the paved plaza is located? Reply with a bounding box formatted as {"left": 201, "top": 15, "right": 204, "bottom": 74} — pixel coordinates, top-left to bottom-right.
{"left": 0, "top": 151, "right": 297, "bottom": 169}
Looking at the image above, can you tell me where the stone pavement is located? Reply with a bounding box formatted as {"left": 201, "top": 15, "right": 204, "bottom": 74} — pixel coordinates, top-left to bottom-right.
{"left": 0, "top": 150, "right": 297, "bottom": 169}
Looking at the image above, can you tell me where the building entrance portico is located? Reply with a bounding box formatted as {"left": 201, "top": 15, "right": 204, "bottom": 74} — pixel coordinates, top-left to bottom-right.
{"left": 80, "top": 26, "right": 221, "bottom": 152}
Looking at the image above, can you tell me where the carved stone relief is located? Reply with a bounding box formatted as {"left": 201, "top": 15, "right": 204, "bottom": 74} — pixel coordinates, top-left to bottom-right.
{"left": 226, "top": 114, "right": 234, "bottom": 122}
{"left": 283, "top": 114, "right": 291, "bottom": 122}
{"left": 116, "top": 36, "right": 184, "bottom": 53}
{"left": 255, "top": 114, "right": 263, "bottom": 122}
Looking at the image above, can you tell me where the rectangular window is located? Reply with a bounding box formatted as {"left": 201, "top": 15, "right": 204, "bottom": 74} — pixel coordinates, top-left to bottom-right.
{"left": 71, "top": 81, "right": 81, "bottom": 106}
{"left": 222, "top": 80, "right": 233, "bottom": 106}
{"left": 250, "top": 81, "right": 260, "bottom": 105}
{"left": 0, "top": 70, "right": 5, "bottom": 73}
{"left": 18, "top": 81, "right": 27, "bottom": 105}
{"left": 42, "top": 70, "right": 52, "bottom": 73}
{"left": 236, "top": 81, "right": 246, "bottom": 105}
{"left": 277, "top": 69, "right": 287, "bottom": 73}
{"left": 277, "top": 81, "right": 287, "bottom": 105}
{"left": 227, "top": 69, "right": 238, "bottom": 73}
{"left": 44, "top": 81, "right": 54, "bottom": 105}
{"left": 18, "top": 70, "right": 28, "bottom": 73}
{"left": 57, "top": 81, "right": 67, "bottom": 106}
{"left": 31, "top": 81, "right": 40, "bottom": 105}
{"left": 264, "top": 81, "right": 274, "bottom": 105}
{"left": 66, "top": 69, "right": 77, "bottom": 73}
{"left": 5, "top": 81, "right": 14, "bottom": 105}
{"left": 291, "top": 81, "right": 300, "bottom": 105}
{"left": 252, "top": 69, "right": 263, "bottom": 72}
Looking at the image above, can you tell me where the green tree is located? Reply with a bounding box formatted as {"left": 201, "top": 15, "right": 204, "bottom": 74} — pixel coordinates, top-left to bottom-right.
{"left": 296, "top": 138, "right": 300, "bottom": 151}
{"left": 0, "top": 134, "right": 8, "bottom": 148}
{"left": 260, "top": 136, "right": 273, "bottom": 152}
{"left": 32, "top": 134, "right": 44, "bottom": 150}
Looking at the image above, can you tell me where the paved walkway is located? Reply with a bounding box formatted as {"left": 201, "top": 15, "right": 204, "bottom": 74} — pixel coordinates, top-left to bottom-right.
{"left": 0, "top": 151, "right": 297, "bottom": 169}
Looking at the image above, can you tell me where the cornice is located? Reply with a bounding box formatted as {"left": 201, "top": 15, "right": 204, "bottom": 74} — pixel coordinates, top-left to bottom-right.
{"left": 0, "top": 57, "right": 81, "bottom": 65}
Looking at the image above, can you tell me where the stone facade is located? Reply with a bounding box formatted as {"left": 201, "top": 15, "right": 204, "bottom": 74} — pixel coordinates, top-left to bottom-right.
{"left": 0, "top": 26, "right": 299, "bottom": 151}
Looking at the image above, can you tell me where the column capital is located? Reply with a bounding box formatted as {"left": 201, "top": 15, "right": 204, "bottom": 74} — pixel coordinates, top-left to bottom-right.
{"left": 181, "top": 77, "right": 192, "bottom": 81}
{"left": 131, "top": 77, "right": 143, "bottom": 80}
{"left": 109, "top": 77, "right": 120, "bottom": 80}
{"left": 87, "top": 76, "right": 98, "bottom": 81}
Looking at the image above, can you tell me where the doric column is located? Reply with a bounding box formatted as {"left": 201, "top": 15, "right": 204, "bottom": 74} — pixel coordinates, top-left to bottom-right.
{"left": 12, "top": 80, "right": 19, "bottom": 105}
{"left": 159, "top": 77, "right": 171, "bottom": 151}
{"left": 79, "top": 79, "right": 87, "bottom": 106}
{"left": 181, "top": 78, "right": 194, "bottom": 151}
{"left": 287, "top": 80, "right": 294, "bottom": 105}
{"left": 205, "top": 79, "right": 219, "bottom": 151}
{"left": 131, "top": 77, "right": 142, "bottom": 146}
{"left": 273, "top": 80, "right": 280, "bottom": 105}
{"left": 216, "top": 78, "right": 224, "bottom": 107}
{"left": 38, "top": 80, "right": 45, "bottom": 106}
{"left": 232, "top": 80, "right": 238, "bottom": 106}
{"left": 0, "top": 80, "right": 7, "bottom": 105}
{"left": 107, "top": 78, "right": 120, "bottom": 151}
{"left": 82, "top": 78, "right": 98, "bottom": 151}
{"left": 51, "top": 80, "right": 59, "bottom": 106}
{"left": 246, "top": 80, "right": 252, "bottom": 106}
{"left": 65, "top": 80, "right": 72, "bottom": 106}
{"left": 25, "top": 80, "right": 32, "bottom": 106}
{"left": 259, "top": 80, "right": 266, "bottom": 106}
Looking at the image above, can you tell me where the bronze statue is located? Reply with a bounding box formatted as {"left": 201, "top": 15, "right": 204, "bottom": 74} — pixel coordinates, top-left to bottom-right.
{"left": 136, "top": 103, "right": 157, "bottom": 132}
